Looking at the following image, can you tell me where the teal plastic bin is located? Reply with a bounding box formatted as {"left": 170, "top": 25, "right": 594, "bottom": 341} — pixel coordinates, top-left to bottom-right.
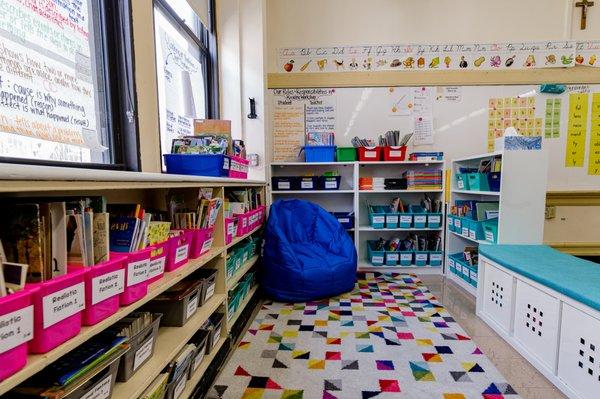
{"left": 460, "top": 262, "right": 472, "bottom": 283}
{"left": 428, "top": 251, "right": 443, "bottom": 267}
{"left": 369, "top": 206, "right": 386, "bottom": 229}
{"left": 427, "top": 213, "right": 442, "bottom": 229}
{"left": 399, "top": 213, "right": 413, "bottom": 228}
{"left": 468, "top": 265, "right": 478, "bottom": 288}
{"left": 385, "top": 251, "right": 399, "bottom": 266}
{"left": 410, "top": 205, "right": 427, "bottom": 228}
{"left": 399, "top": 251, "right": 413, "bottom": 266}
{"left": 367, "top": 241, "right": 385, "bottom": 266}
{"left": 467, "top": 173, "right": 490, "bottom": 191}
{"left": 385, "top": 212, "right": 400, "bottom": 229}
{"left": 447, "top": 254, "right": 457, "bottom": 274}
{"left": 456, "top": 173, "right": 470, "bottom": 190}
{"left": 459, "top": 217, "right": 470, "bottom": 238}
{"left": 414, "top": 251, "right": 428, "bottom": 266}
{"left": 482, "top": 218, "right": 499, "bottom": 243}
{"left": 447, "top": 215, "right": 456, "bottom": 232}
{"left": 468, "top": 219, "right": 485, "bottom": 241}
{"left": 453, "top": 216, "right": 462, "bottom": 233}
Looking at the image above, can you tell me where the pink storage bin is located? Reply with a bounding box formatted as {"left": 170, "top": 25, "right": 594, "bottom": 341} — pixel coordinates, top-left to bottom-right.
{"left": 0, "top": 289, "right": 33, "bottom": 381}
{"left": 235, "top": 212, "right": 249, "bottom": 236}
{"left": 166, "top": 231, "right": 193, "bottom": 272}
{"left": 118, "top": 247, "right": 152, "bottom": 306}
{"left": 225, "top": 217, "right": 235, "bottom": 245}
{"left": 229, "top": 155, "right": 249, "bottom": 179}
{"left": 247, "top": 209, "right": 259, "bottom": 231}
{"left": 70, "top": 254, "right": 127, "bottom": 326}
{"left": 27, "top": 268, "right": 86, "bottom": 354}
{"left": 189, "top": 227, "right": 214, "bottom": 259}
{"left": 147, "top": 240, "right": 169, "bottom": 284}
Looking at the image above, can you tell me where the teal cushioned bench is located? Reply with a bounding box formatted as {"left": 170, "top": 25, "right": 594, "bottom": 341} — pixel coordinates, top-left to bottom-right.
{"left": 479, "top": 245, "right": 600, "bottom": 312}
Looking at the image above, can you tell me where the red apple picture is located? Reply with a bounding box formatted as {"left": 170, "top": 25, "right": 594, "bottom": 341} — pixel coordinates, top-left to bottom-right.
{"left": 284, "top": 60, "right": 294, "bottom": 72}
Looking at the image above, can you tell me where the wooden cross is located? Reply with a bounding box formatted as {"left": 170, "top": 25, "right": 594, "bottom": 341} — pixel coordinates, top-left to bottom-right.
{"left": 576, "top": 0, "right": 594, "bottom": 29}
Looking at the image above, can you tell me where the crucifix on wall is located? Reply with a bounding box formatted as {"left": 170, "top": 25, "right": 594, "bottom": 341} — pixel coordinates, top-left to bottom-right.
{"left": 576, "top": 0, "right": 594, "bottom": 29}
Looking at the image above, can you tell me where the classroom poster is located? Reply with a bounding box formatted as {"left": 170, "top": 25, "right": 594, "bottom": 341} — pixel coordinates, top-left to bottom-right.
{"left": 576, "top": 41, "right": 600, "bottom": 67}
{"left": 272, "top": 89, "right": 336, "bottom": 161}
{"left": 588, "top": 93, "right": 600, "bottom": 175}
{"left": 565, "top": 93, "right": 589, "bottom": 167}
{"left": 487, "top": 96, "right": 542, "bottom": 151}
{"left": 544, "top": 99, "right": 561, "bottom": 139}
{"left": 388, "top": 87, "right": 414, "bottom": 116}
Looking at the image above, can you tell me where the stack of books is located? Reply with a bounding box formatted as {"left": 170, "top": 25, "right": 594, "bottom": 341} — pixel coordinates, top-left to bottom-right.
{"left": 403, "top": 170, "right": 443, "bottom": 190}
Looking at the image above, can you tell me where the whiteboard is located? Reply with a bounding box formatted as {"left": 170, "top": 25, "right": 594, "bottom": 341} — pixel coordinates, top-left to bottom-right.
{"left": 268, "top": 85, "right": 600, "bottom": 191}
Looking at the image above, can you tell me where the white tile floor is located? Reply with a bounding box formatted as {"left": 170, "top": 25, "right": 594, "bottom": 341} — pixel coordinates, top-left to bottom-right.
{"left": 421, "top": 275, "right": 567, "bottom": 399}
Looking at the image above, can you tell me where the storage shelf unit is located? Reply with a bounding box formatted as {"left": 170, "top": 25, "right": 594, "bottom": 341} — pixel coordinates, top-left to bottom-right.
{"left": 227, "top": 255, "right": 259, "bottom": 289}
{"left": 0, "top": 176, "right": 266, "bottom": 397}
{"left": 445, "top": 150, "right": 548, "bottom": 296}
{"left": 270, "top": 160, "right": 445, "bottom": 273}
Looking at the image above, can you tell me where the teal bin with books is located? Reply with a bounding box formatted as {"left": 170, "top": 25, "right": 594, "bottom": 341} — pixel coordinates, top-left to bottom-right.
{"left": 459, "top": 217, "right": 470, "bottom": 238}
{"left": 399, "top": 212, "right": 413, "bottom": 228}
{"left": 447, "top": 215, "right": 456, "bottom": 232}
{"left": 410, "top": 205, "right": 427, "bottom": 229}
{"left": 427, "top": 212, "right": 442, "bottom": 229}
{"left": 385, "top": 251, "right": 399, "bottom": 266}
{"left": 369, "top": 206, "right": 387, "bottom": 229}
{"left": 428, "top": 251, "right": 443, "bottom": 267}
{"left": 466, "top": 173, "right": 490, "bottom": 191}
{"left": 482, "top": 218, "right": 499, "bottom": 243}
{"left": 414, "top": 251, "right": 428, "bottom": 266}
{"left": 468, "top": 219, "right": 485, "bottom": 241}
{"left": 399, "top": 251, "right": 413, "bottom": 266}
{"left": 385, "top": 212, "right": 400, "bottom": 229}
{"left": 367, "top": 241, "right": 385, "bottom": 266}
{"left": 453, "top": 216, "right": 462, "bottom": 233}
{"left": 456, "top": 173, "right": 470, "bottom": 190}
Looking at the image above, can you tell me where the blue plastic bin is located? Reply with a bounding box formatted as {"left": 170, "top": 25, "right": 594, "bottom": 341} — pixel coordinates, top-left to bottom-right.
{"left": 410, "top": 205, "right": 427, "bottom": 229}
{"left": 399, "top": 251, "right": 413, "bottom": 266}
{"left": 427, "top": 213, "right": 442, "bottom": 229}
{"left": 385, "top": 212, "right": 400, "bottom": 228}
{"left": 482, "top": 218, "right": 499, "bottom": 243}
{"left": 447, "top": 215, "right": 456, "bottom": 232}
{"left": 468, "top": 219, "right": 485, "bottom": 241}
{"left": 453, "top": 216, "right": 462, "bottom": 233}
{"left": 399, "top": 213, "right": 413, "bottom": 228}
{"left": 488, "top": 172, "right": 501, "bottom": 192}
{"left": 467, "top": 173, "right": 490, "bottom": 191}
{"left": 468, "top": 266, "right": 478, "bottom": 287}
{"left": 331, "top": 212, "right": 354, "bottom": 229}
{"left": 414, "top": 251, "right": 428, "bottom": 266}
{"left": 367, "top": 241, "right": 385, "bottom": 266}
{"left": 428, "top": 251, "right": 443, "bottom": 267}
{"left": 304, "top": 146, "right": 336, "bottom": 162}
{"left": 459, "top": 217, "right": 470, "bottom": 238}
{"left": 456, "top": 173, "right": 470, "bottom": 190}
{"left": 385, "top": 251, "right": 399, "bottom": 266}
{"left": 447, "top": 254, "right": 456, "bottom": 274}
{"left": 164, "top": 154, "right": 229, "bottom": 177}
{"left": 369, "top": 206, "right": 387, "bottom": 229}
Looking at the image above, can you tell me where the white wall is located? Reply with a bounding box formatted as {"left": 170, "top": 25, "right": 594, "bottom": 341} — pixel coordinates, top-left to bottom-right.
{"left": 266, "top": 0, "right": 600, "bottom": 72}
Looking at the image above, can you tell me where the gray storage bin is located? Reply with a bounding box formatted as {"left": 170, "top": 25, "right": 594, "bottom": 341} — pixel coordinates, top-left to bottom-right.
{"left": 205, "top": 312, "right": 225, "bottom": 354}
{"left": 145, "top": 280, "right": 203, "bottom": 327}
{"left": 195, "top": 268, "right": 217, "bottom": 305}
{"left": 117, "top": 313, "right": 163, "bottom": 382}
{"left": 187, "top": 330, "right": 210, "bottom": 380}
{"left": 164, "top": 360, "right": 191, "bottom": 399}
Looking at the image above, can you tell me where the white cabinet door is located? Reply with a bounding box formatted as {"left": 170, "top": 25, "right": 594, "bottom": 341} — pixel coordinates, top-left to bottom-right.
{"left": 558, "top": 304, "right": 600, "bottom": 399}
{"left": 514, "top": 280, "right": 560, "bottom": 371}
{"left": 482, "top": 263, "right": 514, "bottom": 334}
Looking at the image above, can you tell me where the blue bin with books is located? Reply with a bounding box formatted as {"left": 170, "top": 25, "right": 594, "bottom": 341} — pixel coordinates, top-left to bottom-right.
{"left": 482, "top": 218, "right": 499, "bottom": 243}
{"left": 164, "top": 154, "right": 229, "bottom": 177}
{"left": 428, "top": 251, "right": 443, "bottom": 267}
{"left": 468, "top": 219, "right": 485, "bottom": 241}
{"left": 369, "top": 206, "right": 387, "bottom": 229}
{"left": 409, "top": 205, "right": 427, "bottom": 229}
{"left": 385, "top": 212, "right": 400, "bottom": 228}
{"left": 427, "top": 212, "right": 442, "bottom": 229}
{"left": 385, "top": 251, "right": 399, "bottom": 266}
{"left": 488, "top": 172, "right": 501, "bottom": 192}
{"left": 367, "top": 241, "right": 385, "bottom": 266}
{"left": 399, "top": 213, "right": 413, "bottom": 228}
{"left": 447, "top": 215, "right": 456, "bottom": 232}
{"left": 304, "top": 146, "right": 336, "bottom": 162}
{"left": 399, "top": 251, "right": 413, "bottom": 266}
{"left": 331, "top": 212, "right": 354, "bottom": 230}
{"left": 456, "top": 173, "right": 470, "bottom": 190}
{"left": 414, "top": 251, "right": 428, "bottom": 267}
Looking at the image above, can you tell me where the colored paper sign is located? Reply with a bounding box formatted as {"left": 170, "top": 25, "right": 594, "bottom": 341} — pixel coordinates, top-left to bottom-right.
{"left": 565, "top": 93, "right": 589, "bottom": 167}
{"left": 544, "top": 99, "right": 561, "bottom": 138}
{"left": 588, "top": 93, "right": 600, "bottom": 175}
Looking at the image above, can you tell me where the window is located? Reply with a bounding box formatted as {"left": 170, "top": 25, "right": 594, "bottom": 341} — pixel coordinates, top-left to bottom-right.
{"left": 0, "top": 0, "right": 138, "bottom": 169}
{"left": 154, "top": 0, "right": 218, "bottom": 169}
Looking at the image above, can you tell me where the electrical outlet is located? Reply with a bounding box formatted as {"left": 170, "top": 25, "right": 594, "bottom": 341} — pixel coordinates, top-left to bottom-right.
{"left": 545, "top": 206, "right": 556, "bottom": 219}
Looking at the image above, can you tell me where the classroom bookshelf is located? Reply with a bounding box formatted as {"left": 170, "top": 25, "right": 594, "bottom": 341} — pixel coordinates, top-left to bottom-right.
{"left": 0, "top": 168, "right": 266, "bottom": 399}
{"left": 445, "top": 150, "right": 548, "bottom": 296}
{"left": 270, "top": 160, "right": 446, "bottom": 274}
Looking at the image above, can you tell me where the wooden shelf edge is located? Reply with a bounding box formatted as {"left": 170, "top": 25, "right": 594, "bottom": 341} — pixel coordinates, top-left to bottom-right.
{"left": 228, "top": 285, "right": 259, "bottom": 327}
{"left": 227, "top": 256, "right": 259, "bottom": 289}
{"left": 111, "top": 293, "right": 227, "bottom": 399}
{"left": 181, "top": 337, "right": 228, "bottom": 399}
{"left": 0, "top": 248, "right": 224, "bottom": 396}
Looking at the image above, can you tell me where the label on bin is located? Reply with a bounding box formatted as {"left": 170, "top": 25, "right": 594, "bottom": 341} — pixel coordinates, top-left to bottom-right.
{"left": 222, "top": 157, "right": 230, "bottom": 170}
{"left": 0, "top": 305, "right": 33, "bottom": 353}
{"left": 91, "top": 269, "right": 125, "bottom": 305}
{"left": 186, "top": 295, "right": 199, "bottom": 320}
{"left": 205, "top": 283, "right": 216, "bottom": 300}
{"left": 201, "top": 237, "right": 214, "bottom": 253}
{"left": 400, "top": 253, "right": 412, "bottom": 262}
{"left": 193, "top": 350, "right": 205, "bottom": 372}
{"left": 447, "top": 216, "right": 453, "bottom": 226}
{"left": 133, "top": 337, "right": 154, "bottom": 371}
{"left": 400, "top": 215, "right": 412, "bottom": 224}
{"left": 415, "top": 253, "right": 427, "bottom": 261}
{"left": 372, "top": 255, "right": 384, "bottom": 264}
{"left": 227, "top": 222, "right": 236, "bottom": 235}
{"left": 148, "top": 256, "right": 166, "bottom": 280}
{"left": 462, "top": 227, "right": 469, "bottom": 237}
{"left": 428, "top": 215, "right": 441, "bottom": 225}
{"left": 454, "top": 219, "right": 461, "bottom": 228}
{"left": 301, "top": 181, "right": 314, "bottom": 189}
{"left": 42, "top": 282, "right": 85, "bottom": 329}
{"left": 386, "top": 215, "right": 398, "bottom": 224}
{"left": 447, "top": 258, "right": 455, "bottom": 268}
{"left": 470, "top": 270, "right": 478, "bottom": 281}
{"left": 174, "top": 376, "right": 186, "bottom": 399}
{"left": 430, "top": 253, "right": 443, "bottom": 262}
{"left": 81, "top": 374, "right": 112, "bottom": 399}
{"left": 457, "top": 180, "right": 465, "bottom": 189}
{"left": 277, "top": 181, "right": 290, "bottom": 190}
{"left": 372, "top": 216, "right": 385, "bottom": 224}
{"left": 213, "top": 328, "right": 222, "bottom": 347}
{"left": 325, "top": 180, "right": 337, "bottom": 189}
{"left": 127, "top": 259, "right": 149, "bottom": 287}
{"left": 462, "top": 267, "right": 470, "bottom": 278}
{"left": 485, "top": 231, "right": 495, "bottom": 242}
{"left": 338, "top": 218, "right": 350, "bottom": 223}
{"left": 365, "top": 150, "right": 377, "bottom": 158}
{"left": 469, "top": 230, "right": 476, "bottom": 240}
{"left": 455, "top": 263, "right": 462, "bottom": 273}
{"left": 414, "top": 215, "right": 427, "bottom": 224}
{"left": 390, "top": 150, "right": 403, "bottom": 157}
{"left": 387, "top": 253, "right": 399, "bottom": 262}
{"left": 175, "top": 244, "right": 190, "bottom": 264}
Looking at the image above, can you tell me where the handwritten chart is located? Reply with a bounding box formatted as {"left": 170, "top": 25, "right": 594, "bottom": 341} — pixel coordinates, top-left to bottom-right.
{"left": 565, "top": 93, "right": 589, "bottom": 167}
{"left": 588, "top": 93, "right": 600, "bottom": 175}
{"left": 487, "top": 96, "right": 541, "bottom": 152}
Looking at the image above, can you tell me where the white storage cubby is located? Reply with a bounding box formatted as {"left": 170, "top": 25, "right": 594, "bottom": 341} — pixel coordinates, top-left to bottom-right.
{"left": 481, "top": 262, "right": 515, "bottom": 335}
{"left": 513, "top": 280, "right": 560, "bottom": 371}
{"left": 558, "top": 303, "right": 600, "bottom": 399}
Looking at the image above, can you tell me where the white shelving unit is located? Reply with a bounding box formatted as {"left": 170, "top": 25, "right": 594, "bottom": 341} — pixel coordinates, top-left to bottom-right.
{"left": 270, "top": 160, "right": 445, "bottom": 275}
{"left": 445, "top": 150, "right": 548, "bottom": 296}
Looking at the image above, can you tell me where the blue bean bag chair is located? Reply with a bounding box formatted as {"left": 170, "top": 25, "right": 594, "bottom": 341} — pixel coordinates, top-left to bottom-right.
{"left": 262, "top": 199, "right": 357, "bottom": 302}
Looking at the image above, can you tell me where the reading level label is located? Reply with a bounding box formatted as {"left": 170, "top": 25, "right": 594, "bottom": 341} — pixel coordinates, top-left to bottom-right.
{"left": 201, "top": 238, "right": 214, "bottom": 253}
{"left": 0, "top": 305, "right": 33, "bottom": 353}
{"left": 91, "top": 269, "right": 125, "bottom": 305}
{"left": 205, "top": 282, "right": 216, "bottom": 300}
{"left": 186, "top": 295, "right": 199, "bottom": 320}
{"left": 81, "top": 374, "right": 112, "bottom": 399}
{"left": 42, "top": 282, "right": 85, "bottom": 329}
{"left": 133, "top": 337, "right": 154, "bottom": 371}
{"left": 127, "top": 259, "right": 149, "bottom": 286}
{"left": 148, "top": 257, "right": 166, "bottom": 280}
{"left": 175, "top": 244, "right": 189, "bottom": 264}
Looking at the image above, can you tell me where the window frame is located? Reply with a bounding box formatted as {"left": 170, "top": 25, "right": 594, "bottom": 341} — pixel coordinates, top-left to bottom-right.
{"left": 0, "top": 0, "right": 141, "bottom": 171}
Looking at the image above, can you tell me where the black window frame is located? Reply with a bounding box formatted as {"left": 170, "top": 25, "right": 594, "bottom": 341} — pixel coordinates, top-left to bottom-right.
{"left": 153, "top": 0, "right": 219, "bottom": 124}
{"left": 0, "top": 0, "right": 141, "bottom": 171}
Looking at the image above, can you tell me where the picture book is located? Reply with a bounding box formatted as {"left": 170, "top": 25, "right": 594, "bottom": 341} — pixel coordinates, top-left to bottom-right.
{"left": 109, "top": 215, "right": 139, "bottom": 253}
{"left": 66, "top": 212, "right": 86, "bottom": 266}
{"left": 93, "top": 213, "right": 110, "bottom": 264}
{"left": 49, "top": 203, "right": 67, "bottom": 278}
{"left": 147, "top": 221, "right": 171, "bottom": 245}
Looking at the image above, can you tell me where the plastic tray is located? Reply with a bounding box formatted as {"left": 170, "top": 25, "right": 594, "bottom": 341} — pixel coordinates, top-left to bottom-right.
{"left": 409, "top": 205, "right": 427, "bottom": 229}
{"left": 358, "top": 146, "right": 382, "bottom": 161}
{"left": 399, "top": 213, "right": 413, "bottom": 228}
{"left": 225, "top": 217, "right": 236, "bottom": 245}
{"left": 317, "top": 176, "right": 341, "bottom": 190}
{"left": 382, "top": 145, "right": 407, "bottom": 161}
{"left": 148, "top": 240, "right": 170, "bottom": 284}
{"left": 336, "top": 147, "right": 357, "bottom": 162}
{"left": 0, "top": 289, "right": 33, "bottom": 380}
{"left": 235, "top": 212, "right": 249, "bottom": 236}
{"left": 456, "top": 173, "right": 470, "bottom": 190}
{"left": 164, "top": 154, "right": 229, "bottom": 177}
{"left": 304, "top": 146, "right": 335, "bottom": 162}
{"left": 385, "top": 251, "right": 399, "bottom": 266}
{"left": 367, "top": 241, "right": 385, "bottom": 266}
{"left": 488, "top": 172, "right": 501, "bottom": 192}
{"left": 164, "top": 360, "right": 190, "bottom": 399}
{"left": 63, "top": 349, "right": 123, "bottom": 399}
{"left": 482, "top": 218, "right": 499, "bottom": 243}
{"left": 447, "top": 215, "right": 456, "bottom": 232}
{"left": 331, "top": 212, "right": 354, "bottom": 229}
{"left": 146, "top": 280, "right": 203, "bottom": 327}
{"left": 385, "top": 212, "right": 400, "bottom": 228}
{"left": 368, "top": 206, "right": 386, "bottom": 229}
{"left": 468, "top": 219, "right": 486, "bottom": 241}
{"left": 119, "top": 247, "right": 153, "bottom": 306}
{"left": 117, "top": 313, "right": 163, "bottom": 382}
{"left": 271, "top": 176, "right": 299, "bottom": 191}
{"left": 399, "top": 251, "right": 413, "bottom": 266}
{"left": 27, "top": 268, "right": 86, "bottom": 354}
